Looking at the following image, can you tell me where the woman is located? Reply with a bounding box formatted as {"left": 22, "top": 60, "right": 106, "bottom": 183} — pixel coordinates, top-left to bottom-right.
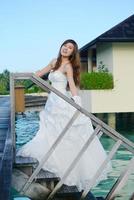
{"left": 17, "top": 39, "right": 111, "bottom": 192}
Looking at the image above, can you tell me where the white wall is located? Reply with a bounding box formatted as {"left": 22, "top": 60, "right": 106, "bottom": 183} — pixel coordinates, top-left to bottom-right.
{"left": 88, "top": 49, "right": 92, "bottom": 71}
{"left": 97, "top": 43, "right": 113, "bottom": 73}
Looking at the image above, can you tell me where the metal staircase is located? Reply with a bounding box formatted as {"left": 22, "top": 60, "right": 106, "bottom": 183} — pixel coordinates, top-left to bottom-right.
{"left": 10, "top": 73, "right": 134, "bottom": 200}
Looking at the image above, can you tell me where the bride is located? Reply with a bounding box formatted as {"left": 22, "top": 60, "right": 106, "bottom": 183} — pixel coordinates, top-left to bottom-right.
{"left": 17, "top": 39, "right": 111, "bottom": 192}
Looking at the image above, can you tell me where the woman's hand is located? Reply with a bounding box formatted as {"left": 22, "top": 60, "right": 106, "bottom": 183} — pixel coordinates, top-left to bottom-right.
{"left": 71, "top": 95, "right": 82, "bottom": 106}
{"left": 35, "top": 70, "right": 42, "bottom": 77}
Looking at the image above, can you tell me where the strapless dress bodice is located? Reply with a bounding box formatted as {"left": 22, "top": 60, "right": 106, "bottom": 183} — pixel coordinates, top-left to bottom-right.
{"left": 48, "top": 70, "right": 68, "bottom": 93}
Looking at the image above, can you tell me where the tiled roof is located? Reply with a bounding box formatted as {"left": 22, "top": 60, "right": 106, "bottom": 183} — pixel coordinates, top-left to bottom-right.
{"left": 80, "top": 14, "right": 134, "bottom": 54}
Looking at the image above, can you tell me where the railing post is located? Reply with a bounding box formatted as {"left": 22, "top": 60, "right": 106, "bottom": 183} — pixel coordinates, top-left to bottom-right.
{"left": 107, "top": 113, "right": 116, "bottom": 129}
{"left": 130, "top": 192, "right": 134, "bottom": 200}
{"left": 10, "top": 73, "right": 16, "bottom": 162}
{"left": 15, "top": 85, "right": 25, "bottom": 113}
{"left": 80, "top": 140, "right": 122, "bottom": 200}
{"left": 105, "top": 157, "right": 134, "bottom": 200}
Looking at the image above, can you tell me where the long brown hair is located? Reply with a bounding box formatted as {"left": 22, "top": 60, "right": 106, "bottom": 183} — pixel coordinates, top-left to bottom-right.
{"left": 53, "top": 39, "right": 81, "bottom": 87}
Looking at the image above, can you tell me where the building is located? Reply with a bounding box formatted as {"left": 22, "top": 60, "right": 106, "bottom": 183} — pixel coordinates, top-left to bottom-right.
{"left": 79, "top": 14, "right": 134, "bottom": 128}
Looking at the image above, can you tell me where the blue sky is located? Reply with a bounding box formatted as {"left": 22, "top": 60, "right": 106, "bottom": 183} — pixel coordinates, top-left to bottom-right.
{"left": 0, "top": 0, "right": 134, "bottom": 73}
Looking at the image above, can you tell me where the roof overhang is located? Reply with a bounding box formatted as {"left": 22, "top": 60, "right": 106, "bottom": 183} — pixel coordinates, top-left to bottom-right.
{"left": 79, "top": 14, "right": 134, "bottom": 55}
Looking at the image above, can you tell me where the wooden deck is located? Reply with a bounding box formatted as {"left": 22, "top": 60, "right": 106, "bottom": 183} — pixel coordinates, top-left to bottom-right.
{"left": 0, "top": 96, "right": 13, "bottom": 200}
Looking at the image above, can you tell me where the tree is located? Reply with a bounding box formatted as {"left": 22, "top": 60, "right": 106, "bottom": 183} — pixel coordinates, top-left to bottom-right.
{"left": 0, "top": 69, "right": 10, "bottom": 94}
{"left": 3, "top": 69, "right": 10, "bottom": 90}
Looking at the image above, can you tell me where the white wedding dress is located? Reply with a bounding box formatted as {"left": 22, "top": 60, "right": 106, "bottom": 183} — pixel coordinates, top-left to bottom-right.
{"left": 17, "top": 70, "right": 111, "bottom": 191}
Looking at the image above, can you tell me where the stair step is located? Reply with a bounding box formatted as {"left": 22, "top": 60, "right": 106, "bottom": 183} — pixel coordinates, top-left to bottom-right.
{"left": 0, "top": 114, "right": 10, "bottom": 118}
{"left": 0, "top": 141, "right": 6, "bottom": 147}
{"left": 0, "top": 106, "right": 9, "bottom": 108}
{"left": 0, "top": 118, "right": 10, "bottom": 124}
{"left": 0, "top": 124, "right": 9, "bottom": 128}
{"left": 15, "top": 156, "right": 38, "bottom": 166}
{"left": 0, "top": 128, "right": 8, "bottom": 133}
{"left": 0, "top": 139, "right": 6, "bottom": 144}
{"left": 25, "top": 98, "right": 47, "bottom": 103}
{"left": 0, "top": 110, "right": 10, "bottom": 115}
{"left": 25, "top": 95, "right": 47, "bottom": 107}
{"left": 0, "top": 152, "right": 3, "bottom": 158}
{"left": 36, "top": 169, "right": 60, "bottom": 181}
{"left": 13, "top": 197, "right": 31, "bottom": 200}
{"left": 56, "top": 185, "right": 80, "bottom": 197}
{"left": 0, "top": 143, "right": 5, "bottom": 151}
{"left": 0, "top": 154, "right": 4, "bottom": 160}
{"left": 25, "top": 102, "right": 46, "bottom": 107}
{"left": 25, "top": 95, "right": 47, "bottom": 100}
{"left": 0, "top": 134, "right": 6, "bottom": 140}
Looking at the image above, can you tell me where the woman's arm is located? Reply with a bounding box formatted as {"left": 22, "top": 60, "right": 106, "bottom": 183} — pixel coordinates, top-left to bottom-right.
{"left": 66, "top": 64, "right": 81, "bottom": 106}
{"left": 66, "top": 64, "right": 78, "bottom": 96}
{"left": 35, "top": 58, "right": 56, "bottom": 77}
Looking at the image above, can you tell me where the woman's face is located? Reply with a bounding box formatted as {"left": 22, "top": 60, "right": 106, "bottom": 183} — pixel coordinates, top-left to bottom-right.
{"left": 60, "top": 42, "right": 74, "bottom": 57}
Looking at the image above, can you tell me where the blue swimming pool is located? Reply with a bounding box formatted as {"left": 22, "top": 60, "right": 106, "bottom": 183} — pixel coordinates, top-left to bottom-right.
{"left": 15, "top": 111, "right": 134, "bottom": 200}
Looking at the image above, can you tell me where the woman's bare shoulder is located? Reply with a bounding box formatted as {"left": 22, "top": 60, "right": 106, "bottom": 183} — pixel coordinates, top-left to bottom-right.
{"left": 65, "top": 63, "right": 73, "bottom": 72}
{"left": 64, "top": 63, "right": 73, "bottom": 78}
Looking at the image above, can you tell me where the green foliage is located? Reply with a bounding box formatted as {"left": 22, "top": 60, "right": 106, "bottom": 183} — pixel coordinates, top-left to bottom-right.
{"left": 15, "top": 79, "right": 45, "bottom": 93}
{"left": 80, "top": 72, "right": 114, "bottom": 90}
{"left": 0, "top": 69, "right": 45, "bottom": 95}
{"left": 0, "top": 69, "right": 10, "bottom": 95}
{"left": 98, "top": 61, "right": 109, "bottom": 72}
{"left": 25, "top": 85, "right": 45, "bottom": 93}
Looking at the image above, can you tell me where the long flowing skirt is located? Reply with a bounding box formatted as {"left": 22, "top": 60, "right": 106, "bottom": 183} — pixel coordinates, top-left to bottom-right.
{"left": 17, "top": 92, "right": 111, "bottom": 191}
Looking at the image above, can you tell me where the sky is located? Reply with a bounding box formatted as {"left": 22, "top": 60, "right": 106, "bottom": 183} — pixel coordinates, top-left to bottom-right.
{"left": 0, "top": 0, "right": 134, "bottom": 73}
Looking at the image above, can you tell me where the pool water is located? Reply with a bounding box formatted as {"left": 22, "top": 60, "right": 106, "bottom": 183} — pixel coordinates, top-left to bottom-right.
{"left": 15, "top": 111, "right": 134, "bottom": 200}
